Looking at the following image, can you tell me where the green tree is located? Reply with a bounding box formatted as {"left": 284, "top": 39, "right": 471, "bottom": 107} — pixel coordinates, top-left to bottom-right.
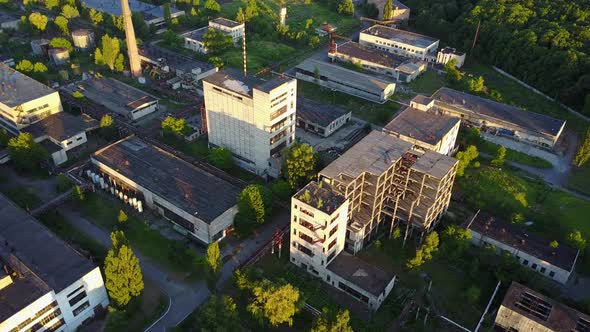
{"left": 16, "top": 59, "right": 34, "bottom": 72}
{"left": 45, "top": 0, "right": 59, "bottom": 10}
{"left": 161, "top": 116, "right": 188, "bottom": 136}
{"left": 271, "top": 180, "right": 291, "bottom": 201}
{"left": 99, "top": 114, "right": 116, "bottom": 139}
{"left": 239, "top": 184, "right": 273, "bottom": 224}
{"left": 29, "top": 12, "right": 48, "bottom": 31}
{"left": 440, "top": 225, "right": 472, "bottom": 262}
{"left": 110, "top": 230, "right": 129, "bottom": 249}
{"left": 196, "top": 295, "right": 241, "bottom": 331}
{"left": 244, "top": 0, "right": 258, "bottom": 21}
{"left": 104, "top": 235, "right": 144, "bottom": 307}
{"left": 467, "top": 76, "right": 485, "bottom": 93}
{"left": 204, "top": 0, "right": 220, "bottom": 13}
{"left": 89, "top": 8, "right": 103, "bottom": 26}
{"left": 392, "top": 226, "right": 402, "bottom": 239}
{"left": 72, "top": 91, "right": 84, "bottom": 99}
{"left": 208, "top": 147, "right": 233, "bottom": 171}
{"left": 94, "top": 48, "right": 104, "bottom": 65}
{"left": 235, "top": 7, "right": 245, "bottom": 23}
{"left": 203, "top": 28, "right": 233, "bottom": 55}
{"left": 73, "top": 185, "right": 85, "bottom": 201}
{"left": 205, "top": 242, "right": 222, "bottom": 290}
{"left": 444, "top": 58, "right": 461, "bottom": 83}
{"left": 567, "top": 231, "right": 587, "bottom": 250}
{"left": 56, "top": 173, "right": 71, "bottom": 192}
{"left": 573, "top": 127, "right": 590, "bottom": 167}
{"left": 456, "top": 145, "right": 478, "bottom": 176}
{"left": 7, "top": 133, "right": 47, "bottom": 172}
{"left": 33, "top": 62, "right": 48, "bottom": 73}
{"left": 337, "top": 0, "right": 354, "bottom": 15}
{"left": 491, "top": 146, "right": 506, "bottom": 167}
{"left": 131, "top": 12, "right": 149, "bottom": 39}
{"left": 382, "top": 0, "right": 393, "bottom": 20}
{"left": 312, "top": 309, "right": 353, "bottom": 332}
{"left": 407, "top": 231, "right": 439, "bottom": 269}
{"left": 162, "top": 29, "right": 183, "bottom": 48}
{"left": 550, "top": 240, "right": 559, "bottom": 248}
{"left": 114, "top": 53, "right": 125, "bottom": 72}
{"left": 464, "top": 285, "right": 481, "bottom": 304}
{"left": 0, "top": 128, "right": 9, "bottom": 148}
{"left": 61, "top": 4, "right": 80, "bottom": 19}
{"left": 248, "top": 281, "right": 301, "bottom": 327}
{"left": 49, "top": 37, "right": 73, "bottom": 53}
{"left": 163, "top": 3, "right": 172, "bottom": 25}
{"left": 118, "top": 210, "right": 128, "bottom": 224}
{"left": 97, "top": 34, "right": 121, "bottom": 70}
{"left": 284, "top": 143, "right": 316, "bottom": 191}
{"left": 54, "top": 15, "right": 69, "bottom": 35}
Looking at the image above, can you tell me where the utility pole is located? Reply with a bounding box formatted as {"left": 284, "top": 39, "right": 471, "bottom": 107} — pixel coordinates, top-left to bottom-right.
{"left": 471, "top": 19, "right": 481, "bottom": 51}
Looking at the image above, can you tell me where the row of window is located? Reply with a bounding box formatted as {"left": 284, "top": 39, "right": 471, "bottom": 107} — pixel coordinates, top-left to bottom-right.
{"left": 520, "top": 258, "right": 556, "bottom": 278}
{"left": 371, "top": 39, "right": 426, "bottom": 54}
{"left": 10, "top": 301, "right": 60, "bottom": 332}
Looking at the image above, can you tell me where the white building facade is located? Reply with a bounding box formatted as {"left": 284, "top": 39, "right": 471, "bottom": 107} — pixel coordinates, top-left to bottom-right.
{"left": 203, "top": 72, "right": 297, "bottom": 178}
{"left": 0, "top": 90, "right": 63, "bottom": 134}
{"left": 359, "top": 25, "right": 439, "bottom": 62}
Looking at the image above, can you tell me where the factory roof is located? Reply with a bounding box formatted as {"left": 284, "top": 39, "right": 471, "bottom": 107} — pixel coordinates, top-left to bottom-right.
{"left": 432, "top": 87, "right": 566, "bottom": 137}
{"left": 396, "top": 60, "right": 425, "bottom": 74}
{"left": 0, "top": 63, "right": 57, "bottom": 108}
{"left": 92, "top": 136, "right": 240, "bottom": 222}
{"left": 439, "top": 47, "right": 465, "bottom": 56}
{"left": 0, "top": 193, "right": 96, "bottom": 321}
{"left": 411, "top": 94, "right": 434, "bottom": 106}
{"left": 210, "top": 17, "right": 243, "bottom": 28}
{"left": 296, "top": 59, "right": 395, "bottom": 96}
{"left": 499, "top": 282, "right": 590, "bottom": 331}
{"left": 466, "top": 213, "right": 578, "bottom": 271}
{"left": 82, "top": 0, "right": 183, "bottom": 20}
{"left": 331, "top": 41, "right": 404, "bottom": 69}
{"left": 361, "top": 25, "right": 438, "bottom": 49}
{"left": 320, "top": 130, "right": 457, "bottom": 181}
{"left": 65, "top": 77, "right": 158, "bottom": 115}
{"left": 294, "top": 181, "right": 346, "bottom": 215}
{"left": 23, "top": 112, "right": 98, "bottom": 142}
{"left": 296, "top": 97, "right": 350, "bottom": 127}
{"left": 39, "top": 139, "right": 64, "bottom": 154}
{"left": 327, "top": 252, "right": 396, "bottom": 297}
{"left": 384, "top": 106, "right": 460, "bottom": 145}
{"left": 203, "top": 69, "right": 294, "bottom": 97}
{"left": 183, "top": 26, "right": 209, "bottom": 42}
{"left": 138, "top": 44, "right": 215, "bottom": 72}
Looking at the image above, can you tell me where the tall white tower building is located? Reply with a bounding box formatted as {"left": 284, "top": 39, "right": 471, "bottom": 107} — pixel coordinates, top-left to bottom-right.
{"left": 203, "top": 71, "right": 297, "bottom": 178}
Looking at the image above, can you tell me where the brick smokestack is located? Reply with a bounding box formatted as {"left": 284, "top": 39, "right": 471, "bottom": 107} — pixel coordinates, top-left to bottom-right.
{"left": 121, "top": 0, "right": 142, "bottom": 77}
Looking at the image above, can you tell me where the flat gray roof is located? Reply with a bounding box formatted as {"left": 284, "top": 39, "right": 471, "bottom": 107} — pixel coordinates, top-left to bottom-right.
{"left": 203, "top": 69, "right": 294, "bottom": 97}
{"left": 0, "top": 63, "right": 56, "bottom": 108}
{"left": 332, "top": 41, "right": 404, "bottom": 69}
{"left": 384, "top": 106, "right": 460, "bottom": 145}
{"left": 210, "top": 17, "right": 242, "bottom": 28}
{"left": 361, "top": 25, "right": 438, "bottom": 49}
{"left": 296, "top": 59, "right": 395, "bottom": 95}
{"left": 65, "top": 77, "right": 158, "bottom": 115}
{"left": 0, "top": 193, "right": 96, "bottom": 320}
{"left": 23, "top": 112, "right": 98, "bottom": 141}
{"left": 82, "top": 0, "right": 183, "bottom": 19}
{"left": 139, "top": 44, "right": 215, "bottom": 73}
{"left": 294, "top": 181, "right": 345, "bottom": 215}
{"left": 297, "top": 97, "right": 350, "bottom": 127}
{"left": 432, "top": 87, "right": 566, "bottom": 137}
{"left": 183, "top": 26, "right": 208, "bottom": 42}
{"left": 92, "top": 136, "right": 240, "bottom": 222}
{"left": 327, "top": 252, "right": 395, "bottom": 297}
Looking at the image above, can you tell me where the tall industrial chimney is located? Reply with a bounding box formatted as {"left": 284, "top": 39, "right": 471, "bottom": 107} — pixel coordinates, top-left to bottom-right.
{"left": 121, "top": 0, "right": 142, "bottom": 77}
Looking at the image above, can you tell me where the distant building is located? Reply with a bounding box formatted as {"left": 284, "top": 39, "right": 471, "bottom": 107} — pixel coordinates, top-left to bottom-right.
{"left": 64, "top": 77, "right": 159, "bottom": 121}
{"left": 203, "top": 70, "right": 297, "bottom": 178}
{"left": 359, "top": 25, "right": 439, "bottom": 62}
{"left": 23, "top": 112, "right": 99, "bottom": 165}
{"left": 384, "top": 96, "right": 460, "bottom": 155}
{"left": 315, "top": 24, "right": 337, "bottom": 37}
{"left": 430, "top": 87, "right": 566, "bottom": 149}
{"left": 296, "top": 97, "right": 351, "bottom": 137}
{"left": 71, "top": 29, "right": 95, "bottom": 51}
{"left": 290, "top": 181, "right": 396, "bottom": 310}
{"left": 295, "top": 59, "right": 396, "bottom": 103}
{"left": 91, "top": 136, "right": 241, "bottom": 243}
{"left": 366, "top": 0, "right": 409, "bottom": 21}
{"left": 494, "top": 282, "right": 590, "bottom": 332}
{"left": 0, "top": 193, "right": 109, "bottom": 332}
{"left": 466, "top": 213, "right": 579, "bottom": 285}
{"left": 436, "top": 47, "right": 466, "bottom": 68}
{"left": 0, "top": 64, "right": 63, "bottom": 133}
{"left": 183, "top": 17, "right": 245, "bottom": 54}
{"left": 329, "top": 41, "right": 427, "bottom": 82}
{"left": 82, "top": 0, "right": 184, "bottom": 28}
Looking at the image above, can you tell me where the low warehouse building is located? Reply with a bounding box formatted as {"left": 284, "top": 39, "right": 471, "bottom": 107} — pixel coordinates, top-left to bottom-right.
{"left": 65, "top": 77, "right": 159, "bottom": 121}
{"left": 0, "top": 193, "right": 109, "bottom": 332}
{"left": 91, "top": 136, "right": 241, "bottom": 244}
{"left": 494, "top": 282, "right": 590, "bottom": 332}
{"left": 328, "top": 41, "right": 426, "bottom": 82}
{"left": 430, "top": 87, "right": 566, "bottom": 149}
{"left": 384, "top": 97, "right": 460, "bottom": 155}
{"left": 183, "top": 17, "right": 244, "bottom": 54}
{"left": 296, "top": 98, "right": 351, "bottom": 137}
{"left": 359, "top": 25, "right": 439, "bottom": 62}
{"left": 436, "top": 47, "right": 466, "bottom": 68}
{"left": 295, "top": 59, "right": 396, "bottom": 103}
{"left": 466, "top": 212, "right": 579, "bottom": 285}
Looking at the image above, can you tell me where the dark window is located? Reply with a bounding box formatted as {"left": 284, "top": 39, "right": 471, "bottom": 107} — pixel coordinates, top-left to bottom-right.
{"left": 66, "top": 285, "right": 84, "bottom": 298}
{"left": 298, "top": 244, "right": 314, "bottom": 257}
{"left": 10, "top": 301, "right": 59, "bottom": 332}
{"left": 73, "top": 301, "right": 90, "bottom": 317}
{"left": 329, "top": 225, "right": 339, "bottom": 237}
{"left": 327, "top": 251, "right": 336, "bottom": 263}
{"left": 328, "top": 238, "right": 337, "bottom": 251}
{"left": 154, "top": 201, "right": 195, "bottom": 233}
{"left": 299, "top": 232, "right": 314, "bottom": 244}
{"left": 44, "top": 319, "right": 65, "bottom": 332}
{"left": 540, "top": 267, "right": 546, "bottom": 274}
{"left": 69, "top": 290, "right": 87, "bottom": 307}
{"left": 549, "top": 271, "right": 555, "bottom": 278}
{"left": 522, "top": 260, "right": 529, "bottom": 266}
{"left": 531, "top": 263, "right": 538, "bottom": 270}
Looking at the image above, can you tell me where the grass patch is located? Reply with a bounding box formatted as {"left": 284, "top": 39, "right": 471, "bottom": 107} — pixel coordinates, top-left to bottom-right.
{"left": 407, "top": 70, "right": 446, "bottom": 95}
{"left": 0, "top": 186, "right": 42, "bottom": 210}
{"left": 220, "top": 40, "right": 296, "bottom": 74}
{"left": 160, "top": 134, "right": 210, "bottom": 160}
{"left": 72, "top": 193, "right": 202, "bottom": 278}
{"left": 478, "top": 140, "right": 553, "bottom": 169}
{"left": 298, "top": 80, "right": 400, "bottom": 125}
{"left": 567, "top": 164, "right": 590, "bottom": 196}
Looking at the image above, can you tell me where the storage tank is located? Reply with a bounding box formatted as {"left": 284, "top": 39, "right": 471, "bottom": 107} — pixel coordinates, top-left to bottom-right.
{"left": 30, "top": 39, "right": 50, "bottom": 56}
{"left": 48, "top": 48, "right": 70, "bottom": 65}
{"left": 71, "top": 29, "right": 95, "bottom": 50}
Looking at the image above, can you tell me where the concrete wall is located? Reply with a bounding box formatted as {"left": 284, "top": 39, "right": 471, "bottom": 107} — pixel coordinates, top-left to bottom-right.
{"left": 326, "top": 269, "right": 395, "bottom": 310}
{"left": 1, "top": 267, "right": 109, "bottom": 332}
{"left": 436, "top": 51, "right": 465, "bottom": 68}
{"left": 0, "top": 91, "right": 63, "bottom": 133}
{"left": 130, "top": 101, "right": 158, "bottom": 121}
{"left": 329, "top": 51, "right": 398, "bottom": 80}
{"left": 470, "top": 230, "right": 573, "bottom": 285}
{"left": 295, "top": 71, "right": 395, "bottom": 103}
{"left": 359, "top": 33, "right": 439, "bottom": 62}
{"left": 208, "top": 21, "right": 244, "bottom": 45}
{"left": 297, "top": 112, "right": 351, "bottom": 138}
{"left": 494, "top": 305, "right": 554, "bottom": 332}
{"left": 184, "top": 37, "right": 207, "bottom": 54}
